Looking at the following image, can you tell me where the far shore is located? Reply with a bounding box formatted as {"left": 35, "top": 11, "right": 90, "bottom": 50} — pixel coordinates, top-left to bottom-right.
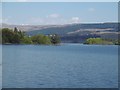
{"left": 1, "top": 43, "right": 119, "bottom": 46}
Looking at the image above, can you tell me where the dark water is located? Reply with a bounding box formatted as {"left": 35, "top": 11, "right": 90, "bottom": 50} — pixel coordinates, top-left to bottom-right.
{"left": 2, "top": 44, "right": 118, "bottom": 88}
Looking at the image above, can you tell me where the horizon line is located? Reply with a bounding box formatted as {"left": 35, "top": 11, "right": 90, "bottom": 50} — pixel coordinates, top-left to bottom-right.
{"left": 1, "top": 22, "right": 118, "bottom": 26}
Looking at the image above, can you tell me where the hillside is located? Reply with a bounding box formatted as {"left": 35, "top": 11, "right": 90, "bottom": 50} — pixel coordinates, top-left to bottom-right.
{"left": 1, "top": 23, "right": 119, "bottom": 43}
{"left": 26, "top": 23, "right": 119, "bottom": 43}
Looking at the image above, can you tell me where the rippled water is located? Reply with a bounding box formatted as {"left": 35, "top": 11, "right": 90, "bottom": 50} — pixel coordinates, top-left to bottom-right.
{"left": 2, "top": 44, "right": 118, "bottom": 88}
{"left": 0, "top": 45, "right": 2, "bottom": 89}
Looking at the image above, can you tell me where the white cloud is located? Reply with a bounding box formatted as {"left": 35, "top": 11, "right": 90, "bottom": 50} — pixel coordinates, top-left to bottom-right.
{"left": 2, "top": 18, "right": 9, "bottom": 23}
{"left": 1, "top": 0, "right": 28, "bottom": 2}
{"left": 17, "top": 0, "right": 28, "bottom": 2}
{"left": 29, "top": 17, "right": 44, "bottom": 24}
{"left": 71, "top": 17, "right": 80, "bottom": 23}
{"left": 88, "top": 8, "right": 95, "bottom": 12}
{"left": 2, "top": 16, "right": 12, "bottom": 24}
{"left": 47, "top": 14, "right": 61, "bottom": 18}
{"left": 3, "top": 15, "right": 81, "bottom": 25}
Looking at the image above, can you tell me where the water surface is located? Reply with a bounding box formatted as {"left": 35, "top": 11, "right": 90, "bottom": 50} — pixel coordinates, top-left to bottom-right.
{"left": 2, "top": 44, "right": 118, "bottom": 88}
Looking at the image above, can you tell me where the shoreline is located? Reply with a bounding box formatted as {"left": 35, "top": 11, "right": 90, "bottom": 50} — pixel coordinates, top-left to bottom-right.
{"left": 1, "top": 43, "right": 119, "bottom": 46}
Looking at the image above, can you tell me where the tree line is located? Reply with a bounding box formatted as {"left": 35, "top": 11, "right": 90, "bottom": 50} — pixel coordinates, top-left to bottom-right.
{"left": 0, "top": 27, "right": 61, "bottom": 45}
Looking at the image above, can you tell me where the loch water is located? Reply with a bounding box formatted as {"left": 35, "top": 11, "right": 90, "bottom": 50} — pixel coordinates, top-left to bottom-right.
{"left": 2, "top": 44, "right": 118, "bottom": 88}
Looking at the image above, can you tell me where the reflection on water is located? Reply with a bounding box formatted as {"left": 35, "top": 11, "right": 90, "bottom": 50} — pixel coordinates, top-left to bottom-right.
{"left": 2, "top": 44, "right": 118, "bottom": 88}
{"left": 0, "top": 45, "right": 2, "bottom": 89}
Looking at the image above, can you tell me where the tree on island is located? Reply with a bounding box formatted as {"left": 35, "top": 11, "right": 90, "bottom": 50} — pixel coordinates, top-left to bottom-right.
{"left": 2, "top": 28, "right": 25, "bottom": 44}
{"left": 50, "top": 34, "right": 61, "bottom": 44}
{"left": 13, "top": 27, "right": 25, "bottom": 44}
{"left": 14, "top": 27, "right": 18, "bottom": 33}
{"left": 2, "top": 28, "right": 15, "bottom": 44}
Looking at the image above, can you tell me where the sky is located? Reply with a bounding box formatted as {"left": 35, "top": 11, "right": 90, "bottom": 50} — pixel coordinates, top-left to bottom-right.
{"left": 1, "top": 0, "right": 120, "bottom": 2}
{"left": 1, "top": 2, "right": 118, "bottom": 25}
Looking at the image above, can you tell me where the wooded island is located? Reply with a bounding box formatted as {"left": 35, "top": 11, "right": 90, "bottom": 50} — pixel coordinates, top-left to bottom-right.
{"left": 0, "top": 27, "right": 61, "bottom": 45}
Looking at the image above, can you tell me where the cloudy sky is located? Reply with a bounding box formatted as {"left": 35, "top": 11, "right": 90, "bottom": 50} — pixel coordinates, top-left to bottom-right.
{"left": 2, "top": 2, "right": 118, "bottom": 25}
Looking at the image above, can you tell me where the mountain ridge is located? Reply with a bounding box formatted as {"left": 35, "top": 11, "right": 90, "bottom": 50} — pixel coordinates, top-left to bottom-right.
{"left": 1, "top": 22, "right": 119, "bottom": 43}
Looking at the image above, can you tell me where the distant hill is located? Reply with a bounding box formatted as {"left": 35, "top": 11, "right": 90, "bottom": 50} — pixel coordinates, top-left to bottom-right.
{"left": 26, "top": 23, "right": 119, "bottom": 43}
{"left": 1, "top": 23, "right": 119, "bottom": 43}
{"left": 26, "top": 23, "right": 118, "bottom": 35}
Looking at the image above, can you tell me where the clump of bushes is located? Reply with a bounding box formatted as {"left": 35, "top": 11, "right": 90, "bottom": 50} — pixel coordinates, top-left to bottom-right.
{"left": 31, "top": 34, "right": 52, "bottom": 45}
{"left": 114, "top": 40, "right": 120, "bottom": 45}
{"left": 84, "top": 38, "right": 114, "bottom": 45}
